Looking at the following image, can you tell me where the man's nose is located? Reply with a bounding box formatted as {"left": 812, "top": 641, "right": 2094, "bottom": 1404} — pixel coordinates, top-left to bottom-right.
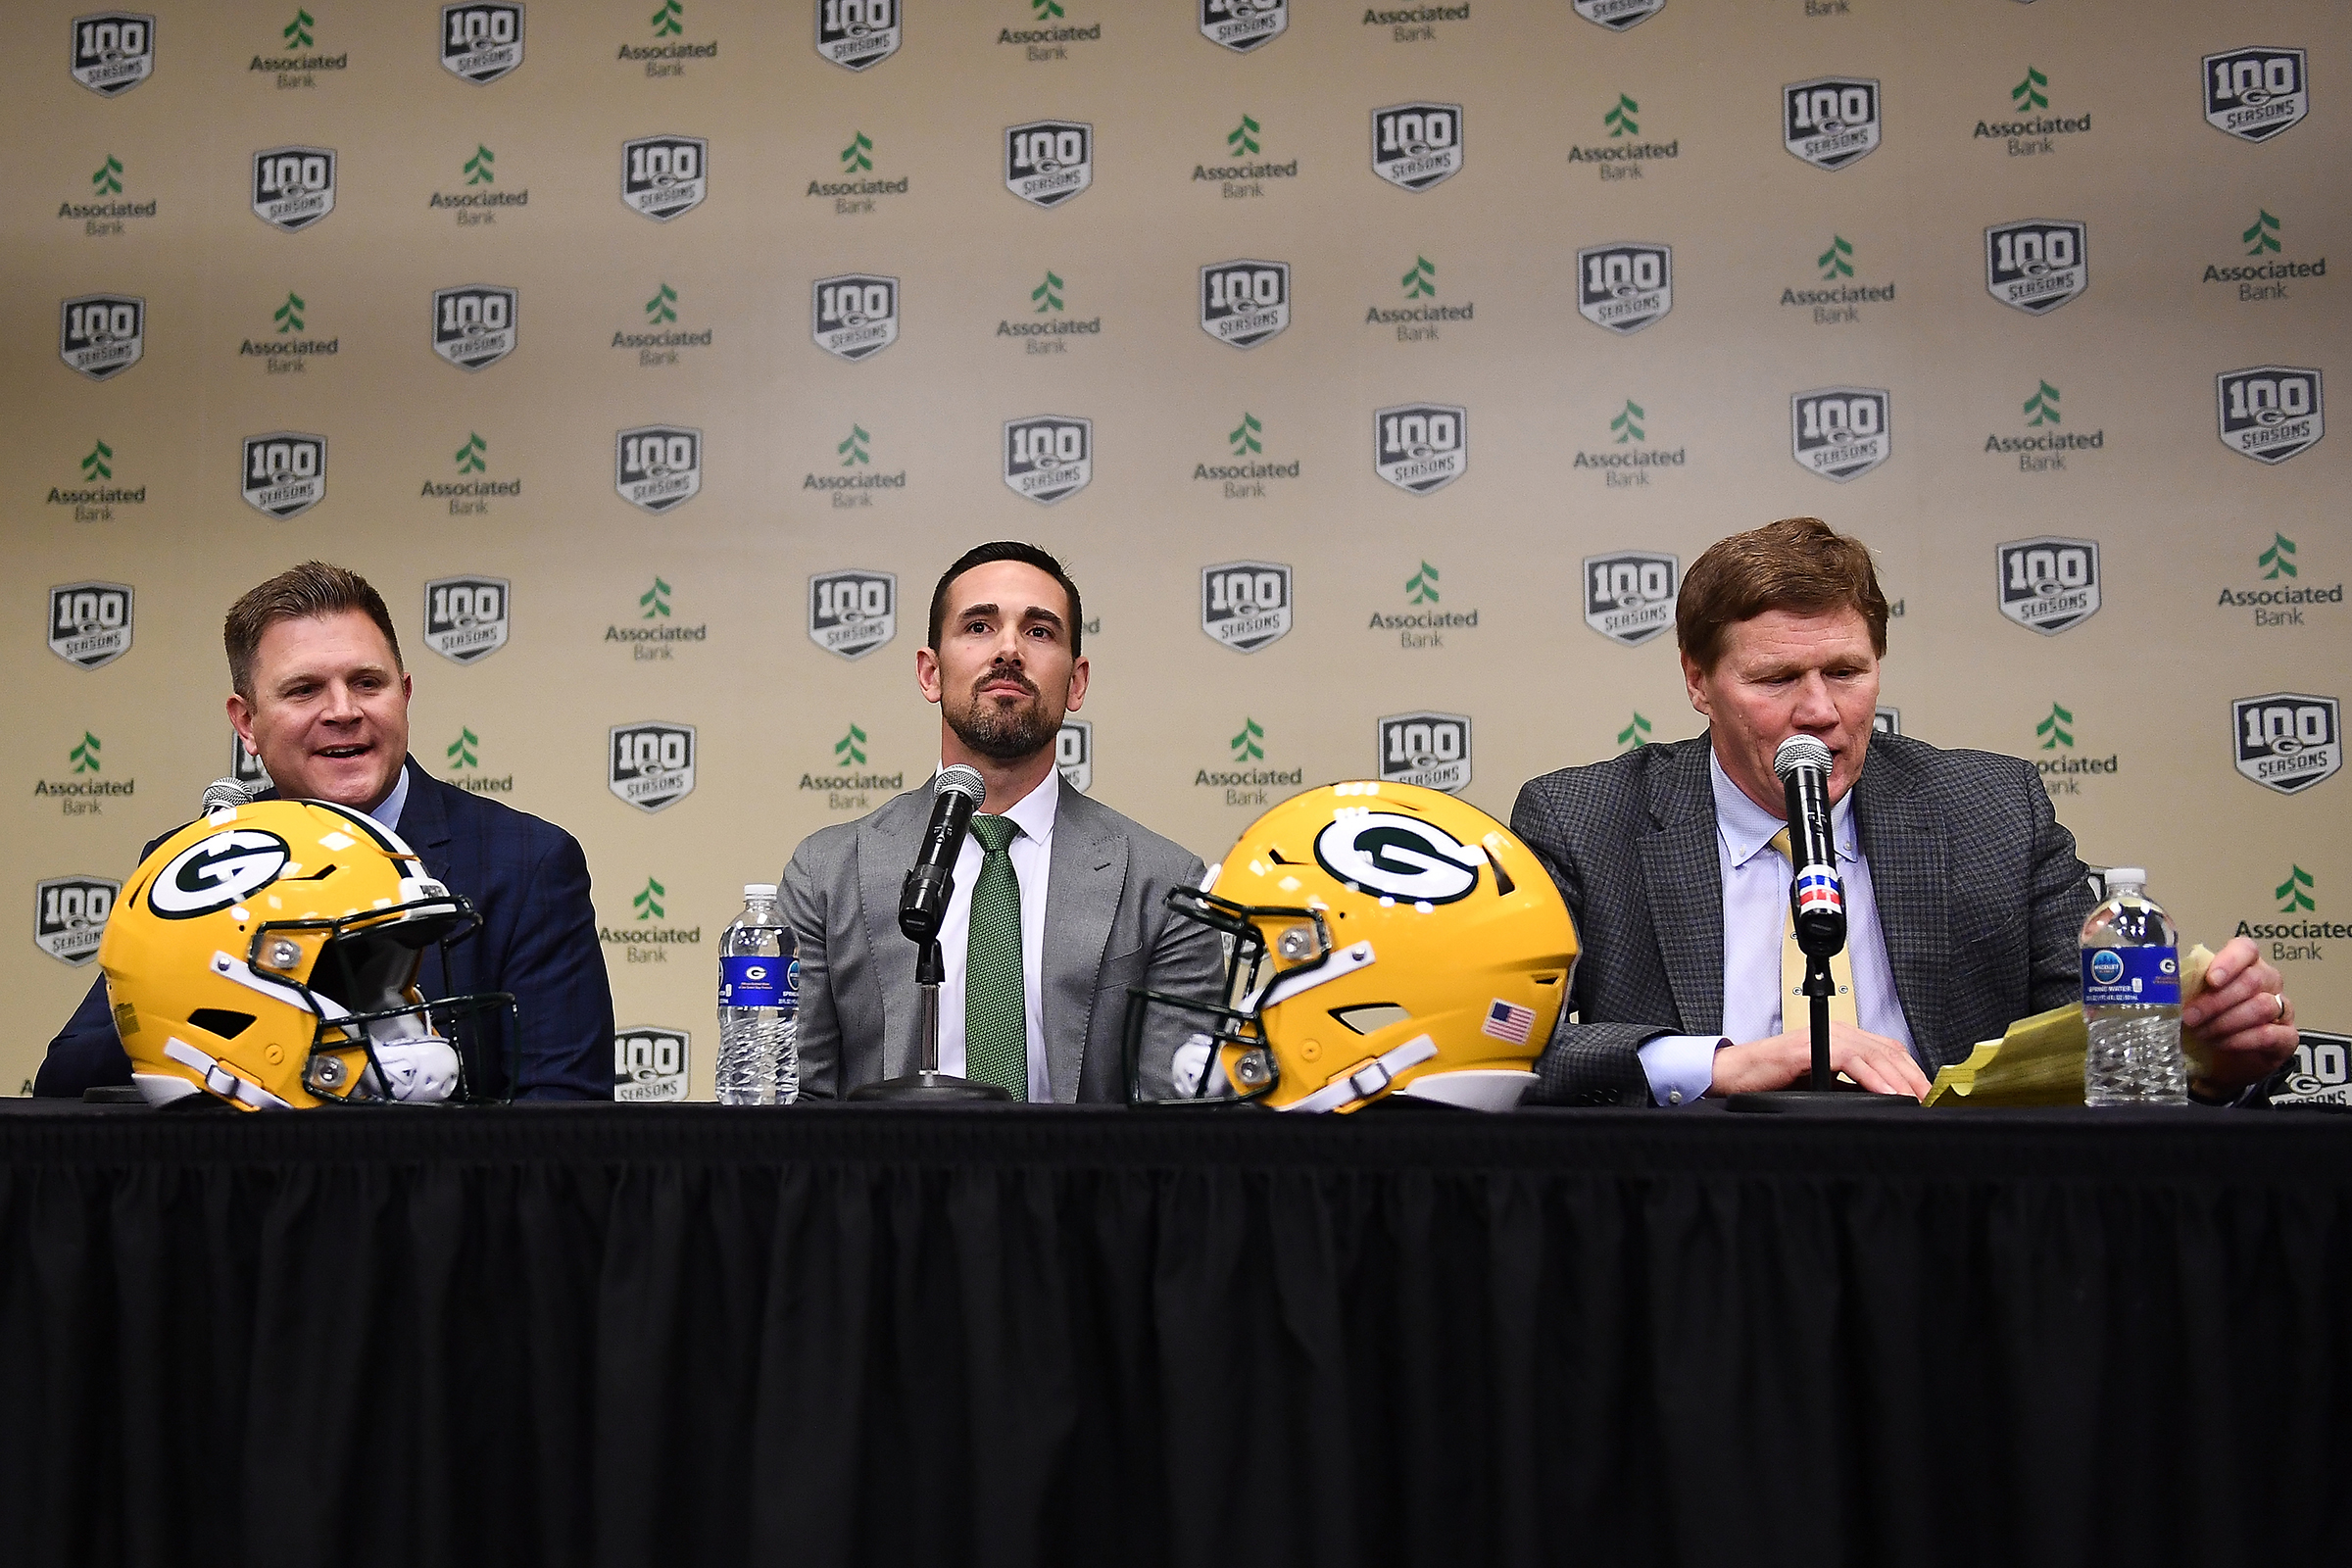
{"left": 320, "top": 681, "right": 364, "bottom": 720}
{"left": 1789, "top": 673, "right": 1838, "bottom": 726}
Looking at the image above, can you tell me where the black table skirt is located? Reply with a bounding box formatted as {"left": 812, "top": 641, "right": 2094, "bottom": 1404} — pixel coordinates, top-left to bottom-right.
{"left": 3, "top": 1101, "right": 2346, "bottom": 1568}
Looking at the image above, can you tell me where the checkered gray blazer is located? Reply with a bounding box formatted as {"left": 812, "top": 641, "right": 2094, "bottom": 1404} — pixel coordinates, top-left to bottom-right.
{"left": 1509, "top": 732, "right": 2094, "bottom": 1105}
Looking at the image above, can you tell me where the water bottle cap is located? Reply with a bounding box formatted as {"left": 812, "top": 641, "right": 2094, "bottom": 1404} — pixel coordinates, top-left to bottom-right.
{"left": 744, "top": 883, "right": 777, "bottom": 899}
{"left": 2105, "top": 867, "right": 2145, "bottom": 887}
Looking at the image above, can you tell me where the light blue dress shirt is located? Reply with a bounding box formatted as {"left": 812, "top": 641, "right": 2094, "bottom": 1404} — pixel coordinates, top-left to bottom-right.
{"left": 367, "top": 764, "right": 410, "bottom": 834}
{"left": 1637, "top": 750, "right": 1917, "bottom": 1105}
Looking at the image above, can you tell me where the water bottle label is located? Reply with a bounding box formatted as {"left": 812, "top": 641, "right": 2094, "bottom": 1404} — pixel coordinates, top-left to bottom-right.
{"left": 720, "top": 955, "right": 795, "bottom": 1008}
{"left": 2082, "top": 946, "right": 2180, "bottom": 1006}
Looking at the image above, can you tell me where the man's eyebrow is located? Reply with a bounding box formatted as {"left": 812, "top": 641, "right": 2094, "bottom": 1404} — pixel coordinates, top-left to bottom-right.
{"left": 955, "top": 601, "right": 1000, "bottom": 624}
{"left": 1017, "top": 606, "right": 1065, "bottom": 627}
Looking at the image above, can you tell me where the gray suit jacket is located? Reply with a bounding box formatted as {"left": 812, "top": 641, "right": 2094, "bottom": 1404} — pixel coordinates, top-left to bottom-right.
{"left": 1509, "top": 732, "right": 2094, "bottom": 1105}
{"left": 779, "top": 778, "right": 1225, "bottom": 1102}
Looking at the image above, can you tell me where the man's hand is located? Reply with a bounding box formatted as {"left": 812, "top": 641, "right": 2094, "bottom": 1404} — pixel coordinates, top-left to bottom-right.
{"left": 1708, "top": 1023, "right": 1932, "bottom": 1100}
{"left": 2182, "top": 936, "right": 2296, "bottom": 1095}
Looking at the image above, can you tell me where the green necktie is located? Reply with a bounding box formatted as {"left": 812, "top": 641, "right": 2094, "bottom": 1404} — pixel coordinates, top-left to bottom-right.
{"left": 963, "top": 812, "right": 1028, "bottom": 1100}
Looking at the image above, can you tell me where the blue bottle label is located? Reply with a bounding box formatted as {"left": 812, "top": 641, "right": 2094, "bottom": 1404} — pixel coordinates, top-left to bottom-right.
{"left": 2082, "top": 946, "right": 2180, "bottom": 1007}
{"left": 720, "top": 955, "right": 796, "bottom": 1008}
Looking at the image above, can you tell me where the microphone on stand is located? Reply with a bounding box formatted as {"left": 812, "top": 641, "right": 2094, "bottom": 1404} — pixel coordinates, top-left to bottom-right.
{"left": 200, "top": 776, "right": 263, "bottom": 813}
{"left": 900, "top": 764, "right": 985, "bottom": 943}
{"left": 1772, "top": 735, "right": 1845, "bottom": 959}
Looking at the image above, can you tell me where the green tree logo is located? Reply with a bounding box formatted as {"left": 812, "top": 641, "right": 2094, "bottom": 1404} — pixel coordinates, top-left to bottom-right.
{"left": 1611, "top": 399, "right": 1645, "bottom": 444}
{"left": 1617, "top": 712, "right": 1653, "bottom": 751}
{"left": 1405, "top": 562, "right": 1440, "bottom": 605}
{"left": 283, "top": 9, "right": 315, "bottom": 47}
{"left": 1229, "top": 412, "right": 1262, "bottom": 457}
{"left": 92, "top": 153, "right": 123, "bottom": 195}
{"left": 645, "top": 281, "right": 677, "bottom": 323}
{"left": 2035, "top": 702, "right": 2074, "bottom": 750}
{"left": 81, "top": 439, "right": 114, "bottom": 480}
{"left": 634, "top": 876, "right": 666, "bottom": 920}
{"left": 650, "top": 0, "right": 683, "bottom": 36}
{"left": 1227, "top": 113, "right": 1261, "bottom": 156}
{"left": 447, "top": 726, "right": 480, "bottom": 769}
{"left": 2243, "top": 210, "right": 2281, "bottom": 256}
{"left": 1604, "top": 93, "right": 1639, "bottom": 137}
{"left": 838, "top": 423, "right": 871, "bottom": 466}
{"left": 454, "top": 432, "right": 487, "bottom": 473}
{"left": 1401, "top": 256, "right": 1437, "bottom": 298}
{"left": 70, "top": 732, "right": 102, "bottom": 774}
{"left": 1032, "top": 270, "right": 1064, "bottom": 312}
{"left": 1231, "top": 717, "right": 1265, "bottom": 761}
{"left": 2259, "top": 533, "right": 2298, "bottom": 580}
{"left": 2023, "top": 381, "right": 2061, "bottom": 427}
{"left": 273, "top": 290, "right": 306, "bottom": 333}
{"left": 1818, "top": 235, "right": 1854, "bottom": 279}
{"left": 464, "top": 144, "right": 495, "bottom": 185}
{"left": 1032, "top": 0, "right": 1064, "bottom": 17}
{"left": 639, "top": 576, "right": 672, "bottom": 618}
{"left": 835, "top": 724, "right": 867, "bottom": 765}
{"left": 2276, "top": 865, "right": 2316, "bottom": 914}
{"left": 841, "top": 130, "right": 873, "bottom": 172}
{"left": 2012, "top": 65, "right": 2048, "bottom": 111}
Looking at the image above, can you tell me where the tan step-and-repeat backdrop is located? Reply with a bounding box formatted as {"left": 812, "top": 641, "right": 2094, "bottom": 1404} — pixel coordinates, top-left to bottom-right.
{"left": 6, "top": 0, "right": 2346, "bottom": 1098}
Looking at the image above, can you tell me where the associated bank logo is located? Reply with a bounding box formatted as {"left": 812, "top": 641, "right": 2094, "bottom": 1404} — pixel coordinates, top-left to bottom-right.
{"left": 441, "top": 4, "right": 523, "bottom": 83}
{"left": 1573, "top": 398, "right": 1685, "bottom": 486}
{"left": 616, "top": 424, "right": 702, "bottom": 512}
{"left": 1576, "top": 243, "right": 1671, "bottom": 334}
{"left": 1201, "top": 0, "right": 1284, "bottom": 53}
{"left": 1566, "top": 92, "right": 1679, "bottom": 178}
{"left": 2027, "top": 702, "right": 2117, "bottom": 795}
{"left": 1781, "top": 233, "right": 1895, "bottom": 322}
{"left": 1791, "top": 386, "right": 1888, "bottom": 482}
{"left": 1372, "top": 103, "right": 1462, "bottom": 191}
{"left": 1005, "top": 121, "right": 1092, "bottom": 208}
{"left": 1377, "top": 712, "right": 1471, "bottom": 794}
{"left": 606, "top": 576, "right": 705, "bottom": 662}
{"left": 1369, "top": 255, "right": 1472, "bottom": 341}
{"left": 2232, "top": 694, "right": 2341, "bottom": 796}
{"left": 1230, "top": 717, "right": 1264, "bottom": 761}
{"left": 610, "top": 722, "right": 698, "bottom": 812}
{"left": 808, "top": 568, "right": 897, "bottom": 661}
{"left": 1582, "top": 551, "right": 1678, "bottom": 646}
{"left": 251, "top": 145, "right": 335, "bottom": 231}
{"left": 241, "top": 431, "right": 325, "bottom": 518}
{"left": 1987, "top": 380, "right": 2102, "bottom": 471}
{"left": 48, "top": 582, "right": 134, "bottom": 670}
{"left": 1985, "top": 220, "right": 2086, "bottom": 314}
{"left": 614, "top": 1025, "right": 689, "bottom": 1102}
{"left": 1374, "top": 403, "right": 1467, "bottom": 494}
{"left": 807, "top": 422, "right": 905, "bottom": 505}
{"left": 59, "top": 294, "right": 144, "bottom": 380}
{"left": 1003, "top": 414, "right": 1092, "bottom": 504}
{"left": 2217, "top": 532, "right": 2340, "bottom": 628}
{"left": 1371, "top": 561, "right": 1475, "bottom": 649}
{"left": 423, "top": 576, "right": 511, "bottom": 663}
{"left": 1574, "top": 0, "right": 1662, "bottom": 29}
{"left": 2204, "top": 47, "right": 2307, "bottom": 144}
{"left": 817, "top": 0, "right": 900, "bottom": 71}
{"left": 2277, "top": 864, "right": 2317, "bottom": 915}
{"left": 999, "top": 269, "right": 1099, "bottom": 350}
{"left": 1784, "top": 77, "right": 1880, "bottom": 170}
{"left": 1196, "top": 412, "right": 1298, "bottom": 497}
{"left": 2217, "top": 366, "right": 2323, "bottom": 465}
{"left": 1200, "top": 260, "right": 1290, "bottom": 349}
{"left": 1995, "top": 537, "right": 2099, "bottom": 635}
{"left": 812, "top": 273, "right": 899, "bottom": 361}
{"left": 34, "top": 876, "right": 118, "bottom": 964}
{"left": 1056, "top": 717, "right": 1093, "bottom": 792}
{"left": 622, "top": 135, "right": 706, "bottom": 221}
{"left": 1975, "top": 64, "right": 2091, "bottom": 151}
{"left": 2202, "top": 209, "right": 2325, "bottom": 302}
{"left": 72, "top": 13, "right": 155, "bottom": 95}
{"left": 430, "top": 284, "right": 516, "bottom": 370}
{"left": 1200, "top": 561, "right": 1293, "bottom": 653}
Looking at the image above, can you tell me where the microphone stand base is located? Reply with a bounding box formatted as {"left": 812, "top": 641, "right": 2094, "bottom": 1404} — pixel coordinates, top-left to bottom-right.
{"left": 848, "top": 1072, "right": 1012, "bottom": 1103}
{"left": 1725, "top": 1090, "right": 1920, "bottom": 1113}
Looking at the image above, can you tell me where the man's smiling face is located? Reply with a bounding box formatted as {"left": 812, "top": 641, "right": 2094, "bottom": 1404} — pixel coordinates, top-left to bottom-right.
{"left": 227, "top": 610, "right": 413, "bottom": 809}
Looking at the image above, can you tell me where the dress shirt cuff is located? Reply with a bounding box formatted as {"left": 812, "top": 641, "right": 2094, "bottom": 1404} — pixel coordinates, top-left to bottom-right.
{"left": 1638, "top": 1034, "right": 1725, "bottom": 1107}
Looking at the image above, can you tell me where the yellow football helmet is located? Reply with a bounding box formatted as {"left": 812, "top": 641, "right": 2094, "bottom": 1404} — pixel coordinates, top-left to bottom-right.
{"left": 100, "top": 799, "right": 512, "bottom": 1110}
{"left": 1125, "top": 782, "right": 1577, "bottom": 1112}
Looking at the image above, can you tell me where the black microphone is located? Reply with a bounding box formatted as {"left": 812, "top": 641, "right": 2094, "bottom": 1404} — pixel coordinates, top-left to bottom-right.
{"left": 900, "top": 765, "right": 986, "bottom": 944}
{"left": 1772, "top": 735, "right": 1846, "bottom": 958}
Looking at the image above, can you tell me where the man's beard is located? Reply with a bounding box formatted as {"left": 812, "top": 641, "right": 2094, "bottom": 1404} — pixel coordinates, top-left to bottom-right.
{"left": 947, "top": 669, "right": 1059, "bottom": 760}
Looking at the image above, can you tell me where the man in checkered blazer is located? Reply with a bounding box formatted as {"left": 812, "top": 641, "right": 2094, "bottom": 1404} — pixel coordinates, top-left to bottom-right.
{"left": 1509, "top": 517, "right": 2300, "bottom": 1107}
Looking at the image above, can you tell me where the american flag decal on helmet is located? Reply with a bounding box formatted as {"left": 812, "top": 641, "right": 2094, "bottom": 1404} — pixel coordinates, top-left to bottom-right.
{"left": 1482, "top": 999, "right": 1536, "bottom": 1045}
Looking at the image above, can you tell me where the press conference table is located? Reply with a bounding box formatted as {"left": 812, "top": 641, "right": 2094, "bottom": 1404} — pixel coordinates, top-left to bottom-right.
{"left": 3, "top": 1098, "right": 2344, "bottom": 1568}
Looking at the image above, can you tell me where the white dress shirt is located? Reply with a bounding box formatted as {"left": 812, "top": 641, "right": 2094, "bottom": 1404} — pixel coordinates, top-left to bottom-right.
{"left": 934, "top": 768, "right": 1057, "bottom": 1102}
{"left": 1638, "top": 750, "right": 1917, "bottom": 1106}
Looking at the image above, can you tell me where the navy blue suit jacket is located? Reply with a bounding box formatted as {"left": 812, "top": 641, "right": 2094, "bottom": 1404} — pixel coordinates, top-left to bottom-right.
{"left": 35, "top": 757, "right": 615, "bottom": 1101}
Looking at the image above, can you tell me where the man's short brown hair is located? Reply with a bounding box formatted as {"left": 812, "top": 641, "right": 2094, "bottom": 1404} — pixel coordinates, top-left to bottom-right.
{"left": 1675, "top": 516, "right": 1889, "bottom": 672}
{"left": 223, "top": 562, "right": 403, "bottom": 699}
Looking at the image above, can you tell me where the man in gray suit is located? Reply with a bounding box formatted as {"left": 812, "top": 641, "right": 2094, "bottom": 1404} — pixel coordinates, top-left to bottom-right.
{"left": 1511, "top": 516, "right": 2300, "bottom": 1106}
{"left": 781, "top": 542, "right": 1223, "bottom": 1102}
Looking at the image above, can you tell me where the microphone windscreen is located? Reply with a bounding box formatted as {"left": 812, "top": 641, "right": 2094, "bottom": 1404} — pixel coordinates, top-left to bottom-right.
{"left": 934, "top": 763, "right": 986, "bottom": 807}
{"left": 1773, "top": 735, "right": 1834, "bottom": 782}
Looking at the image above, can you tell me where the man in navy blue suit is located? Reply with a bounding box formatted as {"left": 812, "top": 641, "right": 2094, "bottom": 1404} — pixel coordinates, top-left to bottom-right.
{"left": 36, "top": 562, "right": 614, "bottom": 1101}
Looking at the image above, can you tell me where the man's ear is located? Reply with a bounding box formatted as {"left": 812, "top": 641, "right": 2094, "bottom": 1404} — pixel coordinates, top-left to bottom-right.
{"left": 1062, "top": 655, "right": 1090, "bottom": 713}
{"left": 913, "top": 646, "right": 943, "bottom": 704}
{"left": 1680, "top": 651, "right": 1713, "bottom": 718}
{"left": 226, "top": 692, "right": 257, "bottom": 750}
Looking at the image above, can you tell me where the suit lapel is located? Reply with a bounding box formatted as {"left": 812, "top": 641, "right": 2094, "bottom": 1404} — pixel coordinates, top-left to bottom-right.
{"left": 1852, "top": 741, "right": 1949, "bottom": 1063}
{"left": 1041, "top": 781, "right": 1122, "bottom": 1104}
{"left": 393, "top": 757, "right": 454, "bottom": 880}
{"left": 1637, "top": 740, "right": 1726, "bottom": 1034}
{"left": 857, "top": 791, "right": 928, "bottom": 1079}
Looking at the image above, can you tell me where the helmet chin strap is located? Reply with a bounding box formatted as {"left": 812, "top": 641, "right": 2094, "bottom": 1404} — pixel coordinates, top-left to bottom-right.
{"left": 1286, "top": 1033, "right": 1440, "bottom": 1113}
{"left": 151, "top": 1037, "right": 294, "bottom": 1111}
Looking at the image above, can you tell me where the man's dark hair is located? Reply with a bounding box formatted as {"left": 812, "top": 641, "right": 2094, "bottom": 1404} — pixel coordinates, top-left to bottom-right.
{"left": 926, "top": 542, "right": 1084, "bottom": 658}
{"left": 1675, "top": 516, "right": 1889, "bottom": 673}
{"left": 223, "top": 562, "right": 404, "bottom": 699}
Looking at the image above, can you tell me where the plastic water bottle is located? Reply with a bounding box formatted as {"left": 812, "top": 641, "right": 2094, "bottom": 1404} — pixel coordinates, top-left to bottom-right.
{"left": 716, "top": 884, "right": 798, "bottom": 1104}
{"left": 2081, "top": 867, "right": 2185, "bottom": 1105}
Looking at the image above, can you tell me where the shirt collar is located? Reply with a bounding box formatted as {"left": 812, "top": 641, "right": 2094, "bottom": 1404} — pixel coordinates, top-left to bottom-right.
{"left": 366, "top": 763, "right": 411, "bottom": 834}
{"left": 1709, "top": 746, "right": 1854, "bottom": 868}
{"left": 938, "top": 764, "right": 1060, "bottom": 844}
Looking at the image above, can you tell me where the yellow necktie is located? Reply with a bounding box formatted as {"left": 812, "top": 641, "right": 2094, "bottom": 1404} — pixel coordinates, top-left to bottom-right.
{"left": 1769, "top": 827, "right": 1856, "bottom": 1033}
